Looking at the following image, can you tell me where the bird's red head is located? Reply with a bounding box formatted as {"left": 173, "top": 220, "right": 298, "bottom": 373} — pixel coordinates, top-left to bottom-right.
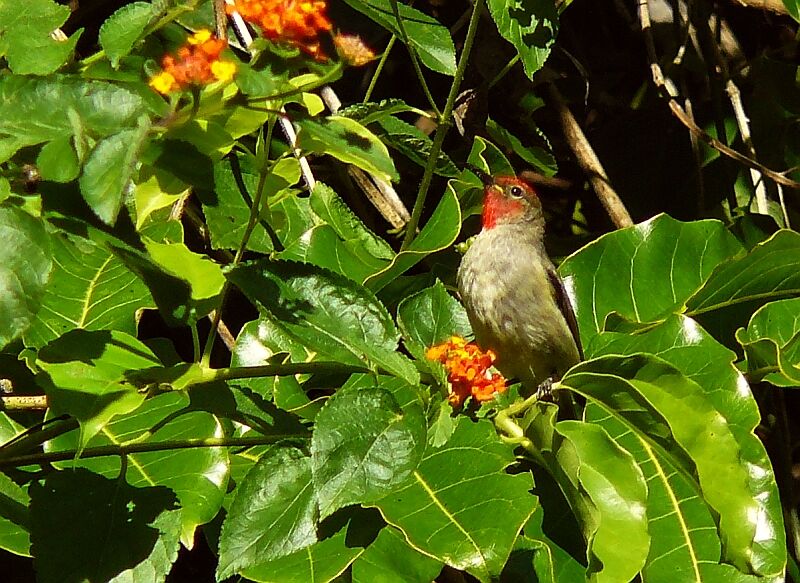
{"left": 482, "top": 175, "right": 542, "bottom": 230}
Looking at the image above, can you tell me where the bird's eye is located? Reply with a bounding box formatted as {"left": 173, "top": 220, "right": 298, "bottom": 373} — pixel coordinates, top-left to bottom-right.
{"left": 508, "top": 185, "right": 524, "bottom": 198}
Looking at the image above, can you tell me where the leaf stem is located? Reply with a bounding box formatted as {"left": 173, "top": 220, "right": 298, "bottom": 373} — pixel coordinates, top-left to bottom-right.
{"left": 401, "top": 0, "right": 485, "bottom": 250}
{"left": 363, "top": 36, "right": 397, "bottom": 103}
{"left": 0, "top": 435, "right": 307, "bottom": 469}
{"left": 388, "top": 0, "right": 441, "bottom": 117}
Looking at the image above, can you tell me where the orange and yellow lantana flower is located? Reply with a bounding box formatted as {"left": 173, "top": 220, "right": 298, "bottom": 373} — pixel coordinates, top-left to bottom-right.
{"left": 426, "top": 336, "right": 507, "bottom": 407}
{"left": 227, "top": 0, "right": 333, "bottom": 59}
{"left": 149, "top": 29, "right": 237, "bottom": 95}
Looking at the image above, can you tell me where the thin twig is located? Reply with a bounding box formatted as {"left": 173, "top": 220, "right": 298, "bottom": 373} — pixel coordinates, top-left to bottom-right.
{"left": 547, "top": 83, "right": 634, "bottom": 229}
{"left": 638, "top": 0, "right": 800, "bottom": 191}
{"left": 347, "top": 167, "right": 410, "bottom": 230}
{"left": 363, "top": 36, "right": 397, "bottom": 103}
{"left": 0, "top": 395, "right": 48, "bottom": 411}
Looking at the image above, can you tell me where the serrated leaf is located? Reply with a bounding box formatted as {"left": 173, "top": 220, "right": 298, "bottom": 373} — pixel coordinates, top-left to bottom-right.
{"left": 36, "top": 137, "right": 79, "bottom": 183}
{"left": 375, "top": 116, "right": 460, "bottom": 177}
{"left": 590, "top": 315, "right": 786, "bottom": 578}
{"left": 486, "top": 118, "right": 557, "bottom": 176}
{"left": 365, "top": 185, "right": 461, "bottom": 291}
{"left": 312, "top": 387, "right": 426, "bottom": 518}
{"left": 559, "top": 214, "right": 744, "bottom": 346}
{"left": 29, "top": 468, "right": 180, "bottom": 583}
{"left": 0, "top": 0, "right": 81, "bottom": 75}
{"left": 216, "top": 447, "right": 317, "bottom": 579}
{"left": 297, "top": 116, "right": 399, "bottom": 182}
{"left": 397, "top": 280, "right": 472, "bottom": 361}
{"left": 373, "top": 418, "right": 536, "bottom": 582}
{"left": 44, "top": 392, "right": 228, "bottom": 547}
{"left": 99, "top": 2, "right": 157, "bottom": 67}
{"left": 79, "top": 121, "right": 151, "bottom": 225}
{"left": 23, "top": 230, "right": 152, "bottom": 349}
{"left": 0, "top": 206, "right": 52, "bottom": 349}
{"left": 341, "top": 0, "right": 456, "bottom": 75}
{"left": 36, "top": 330, "right": 160, "bottom": 447}
{"left": 486, "top": 0, "right": 558, "bottom": 79}
{"left": 554, "top": 421, "right": 649, "bottom": 582}
{"left": 561, "top": 354, "right": 763, "bottom": 574}
{"left": 338, "top": 99, "right": 425, "bottom": 125}
{"left": 134, "top": 167, "right": 190, "bottom": 228}
{"left": 227, "top": 259, "right": 418, "bottom": 384}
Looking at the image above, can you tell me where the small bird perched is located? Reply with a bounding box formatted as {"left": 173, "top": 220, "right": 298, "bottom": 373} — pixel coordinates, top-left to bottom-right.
{"left": 457, "top": 169, "right": 583, "bottom": 391}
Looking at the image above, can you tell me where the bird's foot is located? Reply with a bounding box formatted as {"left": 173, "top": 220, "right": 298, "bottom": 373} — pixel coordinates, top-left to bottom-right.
{"left": 534, "top": 376, "right": 557, "bottom": 401}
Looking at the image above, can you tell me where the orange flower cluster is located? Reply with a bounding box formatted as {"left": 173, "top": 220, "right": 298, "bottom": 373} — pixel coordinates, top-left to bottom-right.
{"left": 426, "top": 336, "right": 507, "bottom": 407}
{"left": 227, "top": 0, "right": 332, "bottom": 59}
{"left": 149, "top": 30, "right": 237, "bottom": 95}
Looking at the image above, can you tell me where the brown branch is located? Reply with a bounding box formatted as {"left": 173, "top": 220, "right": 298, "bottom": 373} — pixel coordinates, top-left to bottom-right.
{"left": 638, "top": 0, "right": 800, "bottom": 191}
{"left": 546, "top": 83, "right": 634, "bottom": 229}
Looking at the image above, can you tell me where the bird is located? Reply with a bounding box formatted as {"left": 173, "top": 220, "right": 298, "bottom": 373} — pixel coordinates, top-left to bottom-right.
{"left": 456, "top": 168, "right": 583, "bottom": 392}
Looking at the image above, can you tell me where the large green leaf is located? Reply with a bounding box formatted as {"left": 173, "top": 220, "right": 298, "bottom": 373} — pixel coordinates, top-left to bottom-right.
{"left": 373, "top": 418, "right": 537, "bottom": 583}
{"left": 364, "top": 185, "right": 461, "bottom": 291}
{"left": 44, "top": 392, "right": 228, "bottom": 548}
{"left": 590, "top": 315, "right": 786, "bottom": 577}
{"left": 297, "top": 116, "right": 399, "bottom": 182}
{"left": 560, "top": 354, "right": 763, "bottom": 574}
{"left": 216, "top": 447, "right": 317, "bottom": 579}
{"left": 0, "top": 0, "right": 81, "bottom": 75}
{"left": 227, "top": 259, "right": 418, "bottom": 384}
{"left": 554, "top": 421, "right": 649, "bottom": 582}
{"left": 559, "top": 215, "right": 743, "bottom": 346}
{"left": 0, "top": 206, "right": 52, "bottom": 349}
{"left": 311, "top": 387, "right": 426, "bottom": 518}
{"left": 737, "top": 298, "right": 800, "bottom": 386}
{"left": 36, "top": 330, "right": 160, "bottom": 447}
{"left": 0, "top": 471, "right": 30, "bottom": 557}
{"left": 98, "top": 2, "right": 157, "bottom": 67}
{"left": 486, "top": 0, "right": 558, "bottom": 79}
{"left": 29, "top": 468, "right": 180, "bottom": 583}
{"left": 340, "top": 0, "right": 456, "bottom": 75}
{"left": 351, "top": 526, "right": 442, "bottom": 583}
{"left": 23, "top": 230, "right": 152, "bottom": 349}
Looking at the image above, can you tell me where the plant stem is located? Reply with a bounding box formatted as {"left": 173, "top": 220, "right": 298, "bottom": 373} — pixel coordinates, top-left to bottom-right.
{"left": 363, "top": 36, "right": 397, "bottom": 103}
{"left": 401, "top": 0, "right": 485, "bottom": 250}
{"left": 208, "top": 361, "right": 370, "bottom": 382}
{"left": 0, "top": 435, "right": 306, "bottom": 469}
{"left": 190, "top": 322, "right": 201, "bottom": 362}
{"left": 388, "top": 0, "right": 441, "bottom": 117}
{"left": 488, "top": 54, "right": 520, "bottom": 90}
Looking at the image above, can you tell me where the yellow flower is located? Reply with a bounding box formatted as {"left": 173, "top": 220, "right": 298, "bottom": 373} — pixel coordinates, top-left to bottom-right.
{"left": 149, "top": 71, "right": 179, "bottom": 95}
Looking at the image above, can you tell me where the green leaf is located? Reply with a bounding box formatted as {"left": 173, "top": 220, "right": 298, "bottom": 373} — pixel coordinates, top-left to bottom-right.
{"left": 44, "top": 392, "right": 228, "bottom": 547}
{"left": 204, "top": 156, "right": 301, "bottom": 253}
{"left": 364, "top": 185, "right": 461, "bottom": 291}
{"left": 241, "top": 521, "right": 363, "bottom": 583}
{"left": 338, "top": 98, "right": 426, "bottom": 126}
{"left": 782, "top": 0, "right": 799, "bottom": 22}
{"left": 0, "top": 0, "right": 81, "bottom": 75}
{"left": 134, "top": 167, "right": 190, "bottom": 228}
{"left": 486, "top": 0, "right": 558, "bottom": 79}
{"left": 351, "top": 526, "right": 442, "bottom": 583}
{"left": 0, "top": 471, "right": 30, "bottom": 557}
{"left": 559, "top": 214, "right": 744, "bottom": 346}
{"left": 554, "top": 421, "right": 649, "bottom": 582}
{"left": 29, "top": 468, "right": 180, "bottom": 583}
{"left": 36, "top": 330, "right": 160, "bottom": 447}
{"left": 590, "top": 315, "right": 786, "bottom": 577}
{"left": 737, "top": 298, "right": 800, "bottom": 386}
{"left": 486, "top": 118, "right": 557, "bottom": 176}
{"left": 561, "top": 354, "right": 763, "bottom": 573}
{"left": 216, "top": 447, "right": 317, "bottom": 579}
{"left": 397, "top": 280, "right": 472, "bottom": 361}
{"left": 373, "top": 418, "right": 537, "bottom": 582}
{"left": 227, "top": 259, "right": 419, "bottom": 384}
{"left": 0, "top": 76, "right": 151, "bottom": 150}
{"left": 341, "top": 0, "right": 456, "bottom": 75}
{"left": 297, "top": 116, "right": 399, "bottom": 182}
{"left": 36, "top": 137, "right": 79, "bottom": 183}
{"left": 79, "top": 121, "right": 151, "bottom": 225}
{"left": 0, "top": 206, "right": 52, "bottom": 349}
{"left": 686, "top": 230, "right": 800, "bottom": 341}
{"left": 23, "top": 230, "right": 152, "bottom": 349}
{"left": 311, "top": 387, "right": 426, "bottom": 518}
{"left": 98, "top": 2, "right": 157, "bottom": 67}
{"left": 374, "top": 116, "right": 460, "bottom": 177}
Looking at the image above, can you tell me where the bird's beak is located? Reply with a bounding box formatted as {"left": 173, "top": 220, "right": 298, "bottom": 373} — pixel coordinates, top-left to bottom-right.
{"left": 465, "top": 164, "right": 494, "bottom": 187}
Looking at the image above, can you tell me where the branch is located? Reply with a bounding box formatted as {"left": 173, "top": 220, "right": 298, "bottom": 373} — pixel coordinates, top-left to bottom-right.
{"left": 546, "top": 83, "right": 634, "bottom": 229}
{"left": 638, "top": 0, "right": 800, "bottom": 191}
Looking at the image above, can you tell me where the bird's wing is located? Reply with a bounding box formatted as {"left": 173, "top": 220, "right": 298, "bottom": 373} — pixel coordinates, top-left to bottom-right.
{"left": 547, "top": 269, "right": 584, "bottom": 361}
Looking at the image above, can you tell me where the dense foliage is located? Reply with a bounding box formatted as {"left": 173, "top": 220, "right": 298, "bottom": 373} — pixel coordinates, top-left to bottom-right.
{"left": 1, "top": 0, "right": 799, "bottom": 581}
